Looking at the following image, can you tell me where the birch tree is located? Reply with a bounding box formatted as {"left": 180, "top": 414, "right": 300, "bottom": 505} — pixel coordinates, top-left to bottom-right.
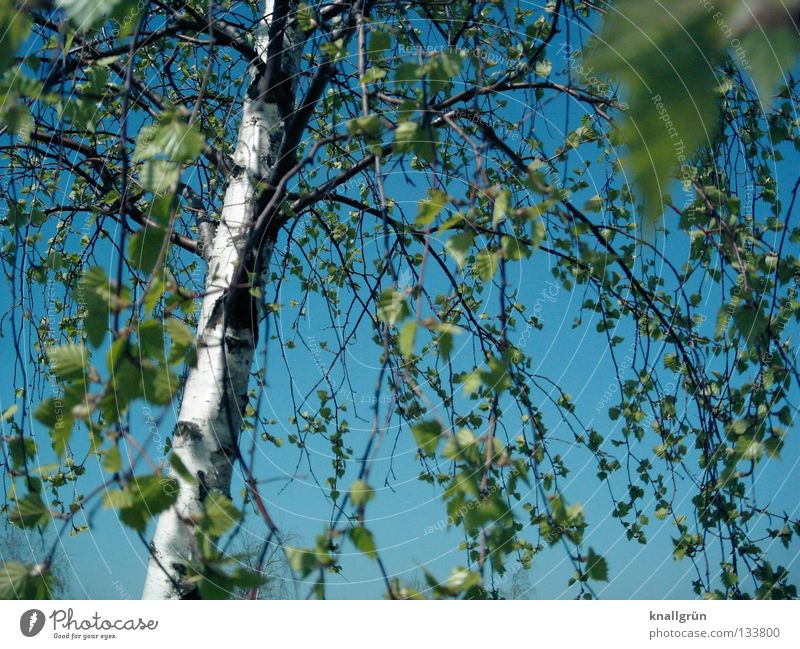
{"left": 141, "top": 0, "right": 301, "bottom": 601}
{"left": 1, "top": 0, "right": 800, "bottom": 601}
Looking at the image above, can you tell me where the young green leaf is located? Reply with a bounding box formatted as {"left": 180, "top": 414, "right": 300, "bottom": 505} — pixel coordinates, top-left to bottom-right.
{"left": 411, "top": 419, "right": 443, "bottom": 456}
{"left": 398, "top": 320, "right": 417, "bottom": 358}
{"left": 417, "top": 189, "right": 448, "bottom": 226}
{"left": 586, "top": 547, "right": 609, "bottom": 581}
{"left": 47, "top": 344, "right": 89, "bottom": 382}
{"left": 9, "top": 491, "right": 49, "bottom": 528}
{"left": 377, "top": 289, "right": 409, "bottom": 325}
{"left": 350, "top": 479, "right": 375, "bottom": 508}
{"left": 349, "top": 526, "right": 378, "bottom": 559}
{"left": 445, "top": 231, "right": 474, "bottom": 269}
{"left": 102, "top": 474, "right": 179, "bottom": 532}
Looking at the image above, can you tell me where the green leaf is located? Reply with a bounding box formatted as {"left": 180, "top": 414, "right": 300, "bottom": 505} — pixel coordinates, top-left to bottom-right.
{"left": 321, "top": 38, "right": 347, "bottom": 62}
{"left": 51, "top": 422, "right": 74, "bottom": 457}
{"left": 438, "top": 330, "right": 454, "bottom": 361}
{"left": 169, "top": 454, "right": 197, "bottom": 484}
{"left": 741, "top": 25, "right": 800, "bottom": 109}
{"left": 56, "top": 0, "right": 125, "bottom": 30}
{"left": 586, "top": 547, "right": 609, "bottom": 581}
{"left": 147, "top": 366, "right": 180, "bottom": 405}
{"left": 445, "top": 231, "right": 474, "bottom": 269}
{"left": 165, "top": 317, "right": 195, "bottom": 364}
{"left": 735, "top": 436, "right": 764, "bottom": 461}
{"left": 100, "top": 349, "right": 145, "bottom": 422}
{"left": 715, "top": 305, "right": 730, "bottom": 339}
{"left": 394, "top": 120, "right": 420, "bottom": 153}
{"left": 195, "top": 569, "right": 234, "bottom": 600}
{"left": 461, "top": 370, "right": 482, "bottom": 396}
{"left": 398, "top": 320, "right": 417, "bottom": 358}
{"left": 443, "top": 427, "right": 477, "bottom": 460}
{"left": 423, "top": 52, "right": 462, "bottom": 92}
{"left": 501, "top": 235, "right": 531, "bottom": 261}
{"left": 296, "top": 2, "right": 318, "bottom": 31}
{"left": 102, "top": 445, "right": 122, "bottom": 473}
{"left": 411, "top": 419, "right": 442, "bottom": 456}
{"left": 135, "top": 110, "right": 204, "bottom": 164}
{"left": 143, "top": 275, "right": 166, "bottom": 315}
{"left": 349, "top": 526, "right": 377, "bottom": 559}
{"left": 285, "top": 546, "right": 321, "bottom": 577}
{"left": 78, "top": 266, "right": 113, "bottom": 348}
{"left": 393, "top": 120, "right": 436, "bottom": 160}
{"left": 2, "top": 403, "right": 18, "bottom": 422}
{"left": 9, "top": 491, "right": 49, "bottom": 528}
{"left": 377, "top": 289, "right": 409, "bottom": 325}
{"left": 445, "top": 566, "right": 482, "bottom": 592}
{"left": 347, "top": 114, "right": 382, "bottom": 139}
{"left": 7, "top": 434, "right": 36, "bottom": 469}
{"left": 368, "top": 29, "right": 391, "bottom": 60}
{"left": 492, "top": 189, "right": 511, "bottom": 227}
{"left": 417, "top": 189, "right": 448, "bottom": 225}
{"left": 128, "top": 227, "right": 167, "bottom": 273}
{"left": 102, "top": 474, "right": 179, "bottom": 532}
{"left": 474, "top": 249, "right": 498, "bottom": 282}
{"left": 591, "top": 0, "right": 724, "bottom": 219}
{"left": 134, "top": 111, "right": 204, "bottom": 194}
{"left": 1, "top": 102, "right": 33, "bottom": 140}
{"left": 0, "top": 562, "right": 52, "bottom": 600}
{"left": 194, "top": 565, "right": 267, "bottom": 600}
{"left": 395, "top": 60, "right": 422, "bottom": 85}
{"left": 0, "top": 561, "right": 30, "bottom": 599}
{"left": 480, "top": 355, "right": 511, "bottom": 394}
{"left": 361, "top": 67, "right": 386, "bottom": 84}
{"left": 202, "top": 491, "right": 242, "bottom": 537}
{"left": 137, "top": 319, "right": 166, "bottom": 359}
{"left": 0, "top": 2, "right": 31, "bottom": 75}
{"left": 350, "top": 479, "right": 374, "bottom": 507}
{"left": 33, "top": 387, "right": 81, "bottom": 457}
{"left": 47, "top": 344, "right": 89, "bottom": 381}
{"left": 732, "top": 304, "right": 768, "bottom": 342}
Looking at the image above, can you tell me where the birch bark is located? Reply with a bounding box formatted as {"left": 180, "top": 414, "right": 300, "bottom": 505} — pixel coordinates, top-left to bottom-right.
{"left": 143, "top": 0, "right": 295, "bottom": 599}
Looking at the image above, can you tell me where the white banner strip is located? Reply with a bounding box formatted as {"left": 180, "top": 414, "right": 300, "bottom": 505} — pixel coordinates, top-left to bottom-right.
{"left": 0, "top": 600, "right": 797, "bottom": 647}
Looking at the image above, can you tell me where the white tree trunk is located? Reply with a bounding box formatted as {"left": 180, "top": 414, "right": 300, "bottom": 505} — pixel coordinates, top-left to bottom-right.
{"left": 143, "top": 0, "right": 293, "bottom": 599}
